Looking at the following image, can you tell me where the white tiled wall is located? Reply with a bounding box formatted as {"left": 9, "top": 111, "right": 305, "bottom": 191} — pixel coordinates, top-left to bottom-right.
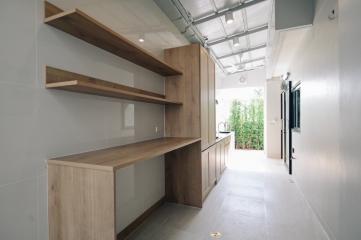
{"left": 0, "top": 0, "right": 187, "bottom": 238}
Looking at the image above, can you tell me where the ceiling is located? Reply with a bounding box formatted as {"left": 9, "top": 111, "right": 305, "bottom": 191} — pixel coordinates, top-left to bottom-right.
{"left": 177, "top": 0, "right": 272, "bottom": 74}
{"left": 50, "top": 0, "right": 189, "bottom": 58}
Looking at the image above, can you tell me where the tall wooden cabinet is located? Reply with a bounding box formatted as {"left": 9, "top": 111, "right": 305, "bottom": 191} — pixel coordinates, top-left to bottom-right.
{"left": 165, "top": 44, "right": 216, "bottom": 150}
{"left": 201, "top": 48, "right": 216, "bottom": 150}
{"left": 164, "top": 44, "right": 217, "bottom": 203}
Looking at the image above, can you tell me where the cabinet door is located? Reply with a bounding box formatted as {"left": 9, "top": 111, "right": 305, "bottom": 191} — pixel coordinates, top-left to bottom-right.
{"left": 201, "top": 150, "right": 209, "bottom": 199}
{"left": 208, "top": 145, "right": 216, "bottom": 187}
{"left": 220, "top": 141, "right": 225, "bottom": 172}
{"left": 224, "top": 142, "right": 230, "bottom": 169}
{"left": 208, "top": 57, "right": 216, "bottom": 144}
{"left": 200, "top": 48, "right": 209, "bottom": 150}
{"left": 216, "top": 143, "right": 221, "bottom": 181}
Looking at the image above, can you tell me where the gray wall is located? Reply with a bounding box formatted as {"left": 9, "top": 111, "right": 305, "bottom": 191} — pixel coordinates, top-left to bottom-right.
{"left": 290, "top": 0, "right": 361, "bottom": 239}
{"left": 0, "top": 0, "right": 179, "bottom": 238}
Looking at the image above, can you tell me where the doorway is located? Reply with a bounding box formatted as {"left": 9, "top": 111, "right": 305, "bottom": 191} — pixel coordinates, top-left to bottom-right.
{"left": 217, "top": 87, "right": 264, "bottom": 151}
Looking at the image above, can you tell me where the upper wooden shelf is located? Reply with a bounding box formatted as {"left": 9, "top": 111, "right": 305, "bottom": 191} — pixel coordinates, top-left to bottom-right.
{"left": 48, "top": 137, "right": 200, "bottom": 171}
{"left": 46, "top": 66, "right": 182, "bottom": 105}
{"left": 44, "top": 1, "right": 182, "bottom": 76}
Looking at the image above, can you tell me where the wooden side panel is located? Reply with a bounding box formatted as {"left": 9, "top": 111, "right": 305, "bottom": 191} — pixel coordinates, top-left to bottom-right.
{"left": 200, "top": 48, "right": 209, "bottom": 150}
{"left": 208, "top": 57, "right": 216, "bottom": 145}
{"left": 220, "top": 141, "right": 226, "bottom": 172}
{"left": 48, "top": 165, "right": 116, "bottom": 240}
{"left": 216, "top": 143, "right": 221, "bottom": 181}
{"left": 164, "top": 44, "right": 201, "bottom": 138}
{"left": 208, "top": 145, "right": 216, "bottom": 187}
{"left": 201, "top": 150, "right": 209, "bottom": 200}
{"left": 165, "top": 142, "right": 203, "bottom": 208}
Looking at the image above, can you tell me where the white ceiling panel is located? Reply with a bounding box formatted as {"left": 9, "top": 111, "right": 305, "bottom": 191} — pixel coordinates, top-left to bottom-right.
{"left": 251, "top": 59, "right": 265, "bottom": 67}
{"left": 211, "top": 41, "right": 233, "bottom": 56}
{"left": 213, "top": 0, "right": 241, "bottom": 10}
{"left": 248, "top": 48, "right": 266, "bottom": 59}
{"left": 220, "top": 56, "right": 241, "bottom": 67}
{"left": 197, "top": 18, "right": 227, "bottom": 40}
{"left": 248, "top": 30, "right": 268, "bottom": 46}
{"left": 246, "top": 1, "right": 270, "bottom": 29}
{"left": 179, "top": 0, "right": 214, "bottom": 18}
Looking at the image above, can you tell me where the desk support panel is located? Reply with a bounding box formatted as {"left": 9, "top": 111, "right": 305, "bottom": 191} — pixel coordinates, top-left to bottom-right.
{"left": 165, "top": 141, "right": 203, "bottom": 208}
{"left": 48, "top": 165, "right": 116, "bottom": 240}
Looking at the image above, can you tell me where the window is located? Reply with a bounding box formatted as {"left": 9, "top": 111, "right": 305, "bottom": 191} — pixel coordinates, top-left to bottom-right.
{"left": 291, "top": 84, "right": 300, "bottom": 131}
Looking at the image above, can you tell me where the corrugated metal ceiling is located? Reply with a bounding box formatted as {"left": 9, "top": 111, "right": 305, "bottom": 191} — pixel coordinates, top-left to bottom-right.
{"left": 179, "top": 0, "right": 271, "bottom": 74}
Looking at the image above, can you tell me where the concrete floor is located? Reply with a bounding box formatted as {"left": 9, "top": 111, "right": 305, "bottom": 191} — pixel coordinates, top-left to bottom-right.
{"left": 127, "top": 150, "right": 329, "bottom": 240}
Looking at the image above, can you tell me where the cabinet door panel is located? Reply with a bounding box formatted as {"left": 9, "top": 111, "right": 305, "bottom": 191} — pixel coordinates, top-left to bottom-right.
{"left": 200, "top": 48, "right": 209, "bottom": 150}
{"left": 216, "top": 143, "right": 221, "bottom": 181}
{"left": 221, "top": 141, "right": 225, "bottom": 172}
{"left": 202, "top": 150, "right": 209, "bottom": 199}
{"left": 208, "top": 146, "right": 216, "bottom": 186}
{"left": 208, "top": 57, "right": 216, "bottom": 144}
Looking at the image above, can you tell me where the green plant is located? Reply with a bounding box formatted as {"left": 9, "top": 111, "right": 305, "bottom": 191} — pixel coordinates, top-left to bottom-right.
{"left": 229, "top": 90, "right": 264, "bottom": 150}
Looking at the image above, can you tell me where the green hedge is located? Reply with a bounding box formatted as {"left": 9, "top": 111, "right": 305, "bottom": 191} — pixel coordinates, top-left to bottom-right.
{"left": 229, "top": 94, "right": 264, "bottom": 150}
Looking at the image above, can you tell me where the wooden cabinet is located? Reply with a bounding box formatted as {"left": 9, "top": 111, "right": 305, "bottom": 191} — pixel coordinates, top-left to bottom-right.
{"left": 200, "top": 48, "right": 216, "bottom": 150}
{"left": 164, "top": 44, "right": 219, "bottom": 203}
{"left": 201, "top": 135, "right": 232, "bottom": 200}
{"left": 164, "top": 44, "right": 216, "bottom": 150}
{"left": 202, "top": 144, "right": 217, "bottom": 200}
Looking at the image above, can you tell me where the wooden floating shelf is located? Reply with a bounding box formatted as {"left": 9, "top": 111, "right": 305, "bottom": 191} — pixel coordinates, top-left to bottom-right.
{"left": 44, "top": 1, "right": 182, "bottom": 76}
{"left": 48, "top": 137, "right": 201, "bottom": 171}
{"left": 46, "top": 66, "right": 182, "bottom": 105}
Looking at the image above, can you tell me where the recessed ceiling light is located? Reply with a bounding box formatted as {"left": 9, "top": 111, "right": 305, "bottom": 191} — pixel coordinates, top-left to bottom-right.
{"left": 225, "top": 11, "right": 234, "bottom": 24}
{"left": 233, "top": 37, "right": 240, "bottom": 47}
{"left": 138, "top": 34, "right": 145, "bottom": 43}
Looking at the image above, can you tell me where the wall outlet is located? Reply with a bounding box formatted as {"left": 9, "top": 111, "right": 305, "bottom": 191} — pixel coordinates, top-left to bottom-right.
{"left": 155, "top": 126, "right": 159, "bottom": 133}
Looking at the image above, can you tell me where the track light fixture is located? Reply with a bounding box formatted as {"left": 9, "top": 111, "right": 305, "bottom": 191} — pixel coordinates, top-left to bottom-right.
{"left": 233, "top": 37, "right": 240, "bottom": 47}
{"left": 225, "top": 11, "right": 234, "bottom": 24}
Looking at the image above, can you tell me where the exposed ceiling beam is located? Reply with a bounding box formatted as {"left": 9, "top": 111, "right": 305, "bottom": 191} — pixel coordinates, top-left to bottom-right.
{"left": 228, "top": 65, "right": 265, "bottom": 75}
{"left": 217, "top": 44, "right": 267, "bottom": 59}
{"left": 192, "top": 0, "right": 267, "bottom": 25}
{"left": 207, "top": 24, "right": 268, "bottom": 46}
{"left": 223, "top": 57, "right": 265, "bottom": 69}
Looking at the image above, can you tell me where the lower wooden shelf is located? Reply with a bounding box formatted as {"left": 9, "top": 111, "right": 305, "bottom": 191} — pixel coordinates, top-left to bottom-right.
{"left": 46, "top": 66, "right": 182, "bottom": 105}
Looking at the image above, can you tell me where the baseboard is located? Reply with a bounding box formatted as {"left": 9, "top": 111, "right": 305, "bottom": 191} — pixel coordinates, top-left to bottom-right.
{"left": 117, "top": 196, "right": 166, "bottom": 240}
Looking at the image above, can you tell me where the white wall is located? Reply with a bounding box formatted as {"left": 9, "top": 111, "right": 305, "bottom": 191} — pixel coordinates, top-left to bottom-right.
{"left": 217, "top": 67, "right": 266, "bottom": 89}
{"left": 265, "top": 78, "right": 281, "bottom": 159}
{"left": 338, "top": 0, "right": 361, "bottom": 238}
{"left": 288, "top": 0, "right": 340, "bottom": 237}
{"left": 280, "top": 0, "right": 361, "bottom": 239}
{"left": 0, "top": 0, "right": 188, "bottom": 238}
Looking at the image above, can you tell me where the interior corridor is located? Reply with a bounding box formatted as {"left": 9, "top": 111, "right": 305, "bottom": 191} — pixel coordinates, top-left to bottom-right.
{"left": 128, "top": 151, "right": 329, "bottom": 240}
